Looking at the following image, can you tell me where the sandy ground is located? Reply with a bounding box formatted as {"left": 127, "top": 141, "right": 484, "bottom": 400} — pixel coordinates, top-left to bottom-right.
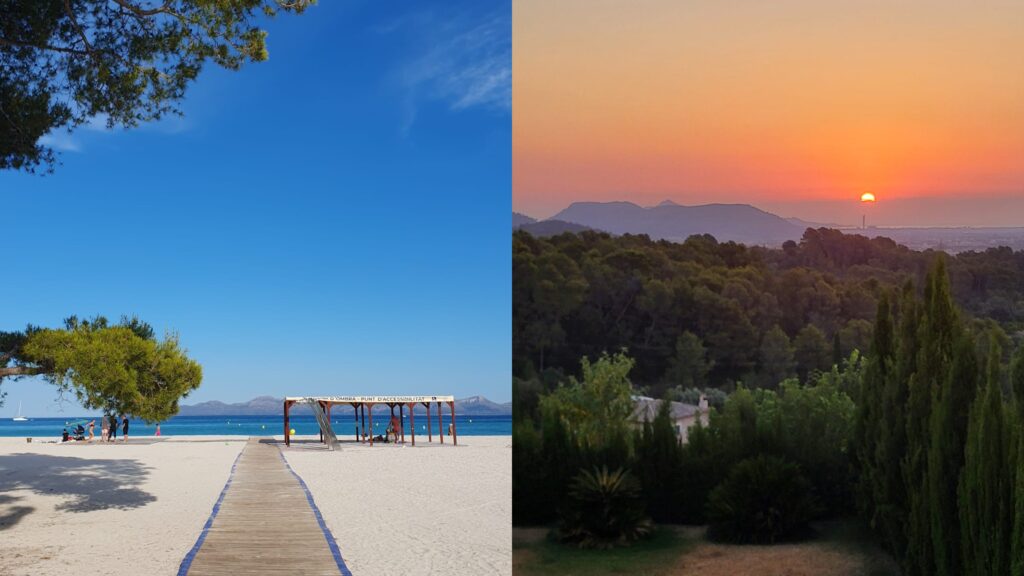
{"left": 283, "top": 435, "right": 512, "bottom": 576}
{"left": 0, "top": 436, "right": 245, "bottom": 576}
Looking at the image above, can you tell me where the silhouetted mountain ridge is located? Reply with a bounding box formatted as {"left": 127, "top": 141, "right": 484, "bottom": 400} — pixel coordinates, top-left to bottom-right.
{"left": 548, "top": 201, "right": 803, "bottom": 245}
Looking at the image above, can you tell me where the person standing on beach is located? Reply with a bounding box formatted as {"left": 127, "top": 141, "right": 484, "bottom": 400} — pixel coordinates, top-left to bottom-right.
{"left": 122, "top": 415, "right": 129, "bottom": 443}
{"left": 88, "top": 420, "right": 95, "bottom": 442}
{"left": 101, "top": 417, "right": 109, "bottom": 441}
{"left": 109, "top": 414, "right": 117, "bottom": 441}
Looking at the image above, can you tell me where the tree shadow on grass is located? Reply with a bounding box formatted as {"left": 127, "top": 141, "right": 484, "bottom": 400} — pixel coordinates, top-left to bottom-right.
{"left": 0, "top": 453, "right": 155, "bottom": 523}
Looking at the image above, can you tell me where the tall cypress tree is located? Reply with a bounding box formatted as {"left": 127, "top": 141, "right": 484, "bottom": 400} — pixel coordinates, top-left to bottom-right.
{"left": 875, "top": 282, "right": 917, "bottom": 560}
{"left": 927, "top": 332, "right": 977, "bottom": 576}
{"left": 1010, "top": 345, "right": 1024, "bottom": 576}
{"left": 905, "top": 257, "right": 961, "bottom": 576}
{"left": 959, "top": 337, "right": 1011, "bottom": 576}
{"left": 857, "top": 292, "right": 893, "bottom": 526}
{"left": 936, "top": 330, "right": 984, "bottom": 576}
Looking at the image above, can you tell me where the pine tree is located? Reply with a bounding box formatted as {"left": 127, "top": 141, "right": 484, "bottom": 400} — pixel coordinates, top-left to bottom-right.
{"left": 959, "top": 337, "right": 1012, "bottom": 576}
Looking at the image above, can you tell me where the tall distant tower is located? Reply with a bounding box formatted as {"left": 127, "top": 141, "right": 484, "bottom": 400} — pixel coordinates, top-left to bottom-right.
{"left": 860, "top": 192, "right": 876, "bottom": 228}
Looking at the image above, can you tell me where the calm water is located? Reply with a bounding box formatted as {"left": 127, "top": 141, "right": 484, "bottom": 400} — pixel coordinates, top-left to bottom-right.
{"left": 0, "top": 414, "right": 511, "bottom": 439}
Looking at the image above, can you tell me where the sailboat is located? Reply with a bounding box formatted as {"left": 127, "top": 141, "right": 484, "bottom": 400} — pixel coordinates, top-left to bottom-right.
{"left": 13, "top": 401, "right": 28, "bottom": 422}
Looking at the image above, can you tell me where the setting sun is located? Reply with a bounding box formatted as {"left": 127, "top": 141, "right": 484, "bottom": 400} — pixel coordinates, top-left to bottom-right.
{"left": 861, "top": 192, "right": 876, "bottom": 203}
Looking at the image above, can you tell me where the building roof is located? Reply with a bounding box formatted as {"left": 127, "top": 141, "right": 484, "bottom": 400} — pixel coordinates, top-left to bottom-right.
{"left": 284, "top": 395, "right": 455, "bottom": 403}
{"left": 630, "top": 397, "right": 700, "bottom": 423}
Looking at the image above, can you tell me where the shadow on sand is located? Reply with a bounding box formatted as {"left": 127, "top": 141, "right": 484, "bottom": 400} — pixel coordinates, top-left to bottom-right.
{"left": 0, "top": 453, "right": 155, "bottom": 527}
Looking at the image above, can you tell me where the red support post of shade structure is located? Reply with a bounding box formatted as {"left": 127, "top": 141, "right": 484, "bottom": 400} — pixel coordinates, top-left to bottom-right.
{"left": 449, "top": 400, "right": 458, "bottom": 446}
{"left": 368, "top": 403, "right": 375, "bottom": 446}
{"left": 425, "top": 402, "right": 432, "bottom": 442}
{"left": 284, "top": 400, "right": 291, "bottom": 447}
{"left": 408, "top": 402, "right": 416, "bottom": 446}
{"left": 437, "top": 401, "right": 443, "bottom": 444}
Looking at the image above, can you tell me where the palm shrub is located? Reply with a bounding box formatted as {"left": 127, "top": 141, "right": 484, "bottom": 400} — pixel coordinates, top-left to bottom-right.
{"left": 559, "top": 466, "right": 653, "bottom": 549}
{"left": 706, "top": 455, "right": 819, "bottom": 544}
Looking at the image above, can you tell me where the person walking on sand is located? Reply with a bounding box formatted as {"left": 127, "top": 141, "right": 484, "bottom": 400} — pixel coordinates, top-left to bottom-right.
{"left": 109, "top": 414, "right": 117, "bottom": 441}
{"left": 88, "top": 420, "right": 95, "bottom": 442}
{"left": 122, "top": 415, "right": 129, "bottom": 443}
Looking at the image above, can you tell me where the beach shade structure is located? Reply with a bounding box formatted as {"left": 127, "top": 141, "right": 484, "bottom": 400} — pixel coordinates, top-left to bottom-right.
{"left": 283, "top": 395, "right": 457, "bottom": 448}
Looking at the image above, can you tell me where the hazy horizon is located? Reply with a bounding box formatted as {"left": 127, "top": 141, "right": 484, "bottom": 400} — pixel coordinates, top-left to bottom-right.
{"left": 516, "top": 193, "right": 1024, "bottom": 229}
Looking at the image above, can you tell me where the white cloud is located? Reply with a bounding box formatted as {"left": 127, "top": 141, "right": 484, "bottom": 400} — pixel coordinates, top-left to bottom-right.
{"left": 38, "top": 132, "right": 81, "bottom": 152}
{"left": 392, "top": 9, "right": 510, "bottom": 129}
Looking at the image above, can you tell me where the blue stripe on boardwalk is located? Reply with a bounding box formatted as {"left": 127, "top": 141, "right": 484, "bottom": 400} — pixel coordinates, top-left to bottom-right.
{"left": 276, "top": 448, "right": 354, "bottom": 576}
{"left": 177, "top": 450, "right": 243, "bottom": 576}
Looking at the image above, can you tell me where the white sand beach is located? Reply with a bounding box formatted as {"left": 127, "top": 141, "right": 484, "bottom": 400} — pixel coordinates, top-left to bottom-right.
{"left": 0, "top": 434, "right": 511, "bottom": 576}
{"left": 0, "top": 436, "right": 245, "bottom": 576}
{"left": 283, "top": 435, "right": 512, "bottom": 576}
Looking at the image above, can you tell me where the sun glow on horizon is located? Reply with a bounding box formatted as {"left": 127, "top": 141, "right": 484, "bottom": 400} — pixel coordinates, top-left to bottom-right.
{"left": 861, "top": 192, "right": 876, "bottom": 203}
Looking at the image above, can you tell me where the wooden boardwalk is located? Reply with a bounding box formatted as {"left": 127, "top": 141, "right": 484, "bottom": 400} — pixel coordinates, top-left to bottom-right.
{"left": 179, "top": 438, "right": 350, "bottom": 576}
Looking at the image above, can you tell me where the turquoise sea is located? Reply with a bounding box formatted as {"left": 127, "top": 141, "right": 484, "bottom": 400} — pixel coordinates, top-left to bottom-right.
{"left": 0, "top": 414, "right": 511, "bottom": 439}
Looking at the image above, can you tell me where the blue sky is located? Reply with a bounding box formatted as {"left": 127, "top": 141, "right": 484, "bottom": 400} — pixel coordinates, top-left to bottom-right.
{"left": 1, "top": 0, "right": 511, "bottom": 417}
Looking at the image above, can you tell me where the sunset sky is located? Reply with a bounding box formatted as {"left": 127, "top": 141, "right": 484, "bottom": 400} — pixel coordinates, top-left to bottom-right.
{"left": 513, "top": 0, "right": 1024, "bottom": 226}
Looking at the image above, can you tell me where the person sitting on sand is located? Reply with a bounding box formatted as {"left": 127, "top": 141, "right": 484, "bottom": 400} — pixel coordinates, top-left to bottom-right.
{"left": 62, "top": 428, "right": 70, "bottom": 442}
{"left": 122, "top": 415, "right": 129, "bottom": 443}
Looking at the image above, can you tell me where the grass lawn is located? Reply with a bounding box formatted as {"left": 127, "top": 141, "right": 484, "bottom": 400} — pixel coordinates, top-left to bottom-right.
{"left": 513, "top": 527, "right": 692, "bottom": 576}
{"left": 513, "top": 520, "right": 900, "bottom": 576}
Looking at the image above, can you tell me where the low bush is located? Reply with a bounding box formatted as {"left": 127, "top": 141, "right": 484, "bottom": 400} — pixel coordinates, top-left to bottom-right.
{"left": 706, "top": 455, "right": 819, "bottom": 544}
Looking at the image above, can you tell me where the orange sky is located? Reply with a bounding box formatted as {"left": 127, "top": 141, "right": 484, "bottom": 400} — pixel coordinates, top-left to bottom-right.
{"left": 513, "top": 0, "right": 1024, "bottom": 224}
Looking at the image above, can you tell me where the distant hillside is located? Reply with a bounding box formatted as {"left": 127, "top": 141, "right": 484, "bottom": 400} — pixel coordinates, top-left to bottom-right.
{"left": 518, "top": 219, "right": 592, "bottom": 236}
{"left": 513, "top": 212, "right": 537, "bottom": 228}
{"left": 551, "top": 201, "right": 802, "bottom": 245}
{"left": 178, "top": 395, "right": 511, "bottom": 416}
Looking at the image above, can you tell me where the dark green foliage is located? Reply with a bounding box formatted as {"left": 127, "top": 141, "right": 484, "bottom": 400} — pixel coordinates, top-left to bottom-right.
{"left": 635, "top": 400, "right": 684, "bottom": 523}
{"left": 1, "top": 0, "right": 313, "bottom": 173}
{"left": 927, "top": 334, "right": 978, "bottom": 576}
{"left": 959, "top": 338, "right": 1013, "bottom": 576}
{"left": 559, "top": 466, "right": 653, "bottom": 549}
{"left": 512, "top": 418, "right": 548, "bottom": 526}
{"left": 793, "top": 324, "right": 832, "bottom": 381}
{"left": 856, "top": 292, "right": 894, "bottom": 525}
{"left": 706, "top": 455, "right": 819, "bottom": 544}
{"left": 664, "top": 331, "right": 713, "bottom": 390}
{"left": 902, "top": 258, "right": 961, "bottom": 576}
{"left": 759, "top": 325, "right": 795, "bottom": 388}
{"left": 672, "top": 386, "right": 727, "bottom": 410}
{"left": 873, "top": 285, "right": 916, "bottom": 559}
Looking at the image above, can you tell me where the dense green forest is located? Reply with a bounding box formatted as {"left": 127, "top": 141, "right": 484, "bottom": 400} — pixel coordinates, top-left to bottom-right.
{"left": 514, "top": 229, "right": 1024, "bottom": 573}
{"left": 513, "top": 228, "right": 1024, "bottom": 399}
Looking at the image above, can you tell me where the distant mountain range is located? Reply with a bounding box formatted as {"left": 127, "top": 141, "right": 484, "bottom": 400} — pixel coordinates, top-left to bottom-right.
{"left": 177, "top": 395, "right": 512, "bottom": 416}
{"left": 513, "top": 211, "right": 592, "bottom": 236}
{"left": 515, "top": 201, "right": 807, "bottom": 245}
{"left": 549, "top": 201, "right": 803, "bottom": 245}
